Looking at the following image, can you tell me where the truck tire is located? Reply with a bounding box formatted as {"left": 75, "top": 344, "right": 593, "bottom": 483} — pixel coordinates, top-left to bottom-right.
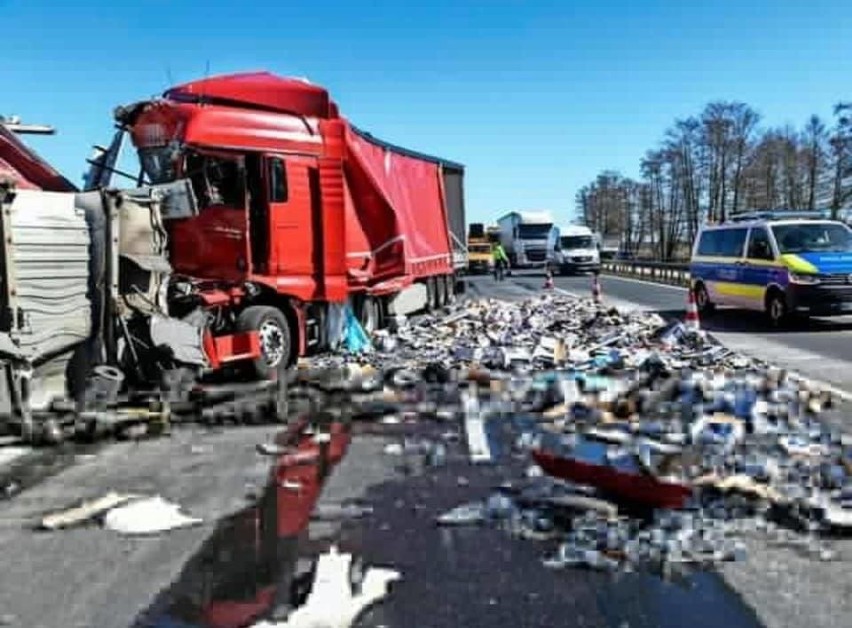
{"left": 436, "top": 275, "right": 447, "bottom": 308}
{"left": 425, "top": 278, "right": 437, "bottom": 311}
{"left": 358, "top": 296, "right": 379, "bottom": 334}
{"left": 445, "top": 275, "right": 457, "bottom": 304}
{"left": 237, "top": 306, "right": 292, "bottom": 380}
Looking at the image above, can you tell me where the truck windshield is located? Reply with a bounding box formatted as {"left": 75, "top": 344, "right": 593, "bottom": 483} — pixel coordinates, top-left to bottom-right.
{"left": 561, "top": 235, "right": 594, "bottom": 249}
{"left": 771, "top": 222, "right": 852, "bottom": 254}
{"left": 138, "top": 146, "right": 178, "bottom": 184}
{"left": 518, "top": 224, "right": 552, "bottom": 239}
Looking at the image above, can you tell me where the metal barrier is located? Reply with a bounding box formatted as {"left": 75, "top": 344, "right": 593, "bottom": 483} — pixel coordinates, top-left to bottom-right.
{"left": 601, "top": 260, "right": 691, "bottom": 287}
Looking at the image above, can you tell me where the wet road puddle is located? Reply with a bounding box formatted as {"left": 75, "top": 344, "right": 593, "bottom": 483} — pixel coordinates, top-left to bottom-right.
{"left": 126, "top": 415, "right": 763, "bottom": 628}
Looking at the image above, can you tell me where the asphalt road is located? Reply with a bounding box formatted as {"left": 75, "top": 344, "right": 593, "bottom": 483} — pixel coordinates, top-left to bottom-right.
{"left": 479, "top": 269, "right": 852, "bottom": 395}
{"left": 0, "top": 275, "right": 848, "bottom": 628}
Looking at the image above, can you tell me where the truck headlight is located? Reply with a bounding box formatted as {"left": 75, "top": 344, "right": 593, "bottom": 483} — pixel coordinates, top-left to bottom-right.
{"left": 790, "top": 272, "right": 820, "bottom": 285}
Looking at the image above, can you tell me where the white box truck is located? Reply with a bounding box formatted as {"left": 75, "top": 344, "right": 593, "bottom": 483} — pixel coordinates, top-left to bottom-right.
{"left": 496, "top": 211, "right": 559, "bottom": 268}
{"left": 553, "top": 225, "right": 600, "bottom": 274}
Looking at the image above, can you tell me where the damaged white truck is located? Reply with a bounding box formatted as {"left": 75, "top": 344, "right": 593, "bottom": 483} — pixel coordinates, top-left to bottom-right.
{"left": 0, "top": 123, "right": 286, "bottom": 444}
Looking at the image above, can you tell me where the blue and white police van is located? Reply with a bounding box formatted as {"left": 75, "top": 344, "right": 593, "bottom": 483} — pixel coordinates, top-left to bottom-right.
{"left": 690, "top": 211, "right": 852, "bottom": 325}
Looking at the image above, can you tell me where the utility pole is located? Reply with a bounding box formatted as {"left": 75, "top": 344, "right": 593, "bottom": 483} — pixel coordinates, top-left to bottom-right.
{"left": 0, "top": 115, "right": 55, "bottom": 135}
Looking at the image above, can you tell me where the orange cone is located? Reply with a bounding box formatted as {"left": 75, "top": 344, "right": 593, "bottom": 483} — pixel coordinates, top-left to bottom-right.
{"left": 685, "top": 285, "right": 700, "bottom": 331}
{"left": 591, "top": 272, "right": 602, "bottom": 304}
{"left": 543, "top": 270, "right": 554, "bottom": 290}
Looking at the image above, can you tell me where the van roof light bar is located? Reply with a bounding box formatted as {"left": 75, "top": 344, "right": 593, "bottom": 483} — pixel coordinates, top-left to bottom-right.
{"left": 726, "top": 210, "right": 829, "bottom": 223}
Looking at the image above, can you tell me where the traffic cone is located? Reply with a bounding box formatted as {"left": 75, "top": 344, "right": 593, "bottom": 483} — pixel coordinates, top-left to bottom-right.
{"left": 685, "top": 285, "right": 700, "bottom": 331}
{"left": 591, "top": 272, "right": 602, "bottom": 304}
{"left": 543, "top": 270, "right": 554, "bottom": 290}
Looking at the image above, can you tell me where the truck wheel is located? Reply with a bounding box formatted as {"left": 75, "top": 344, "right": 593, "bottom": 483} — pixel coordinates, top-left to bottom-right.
{"left": 237, "top": 306, "right": 292, "bottom": 379}
{"left": 445, "top": 275, "right": 456, "bottom": 304}
{"left": 358, "top": 296, "right": 379, "bottom": 334}
{"left": 436, "top": 275, "right": 447, "bottom": 308}
{"left": 425, "top": 278, "right": 437, "bottom": 311}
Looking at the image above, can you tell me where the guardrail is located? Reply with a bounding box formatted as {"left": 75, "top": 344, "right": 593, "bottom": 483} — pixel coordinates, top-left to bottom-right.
{"left": 601, "top": 260, "right": 691, "bottom": 287}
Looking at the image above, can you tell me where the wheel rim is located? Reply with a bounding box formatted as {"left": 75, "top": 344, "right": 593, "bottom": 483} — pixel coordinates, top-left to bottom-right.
{"left": 259, "top": 320, "right": 285, "bottom": 367}
{"left": 770, "top": 298, "right": 784, "bottom": 323}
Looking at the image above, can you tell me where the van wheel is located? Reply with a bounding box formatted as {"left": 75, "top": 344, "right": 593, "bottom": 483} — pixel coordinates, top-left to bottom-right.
{"left": 765, "top": 291, "right": 788, "bottom": 328}
{"left": 694, "top": 282, "right": 715, "bottom": 314}
{"left": 237, "top": 306, "right": 292, "bottom": 379}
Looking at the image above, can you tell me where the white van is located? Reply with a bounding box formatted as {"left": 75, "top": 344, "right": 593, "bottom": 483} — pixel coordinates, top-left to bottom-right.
{"left": 553, "top": 225, "right": 600, "bottom": 274}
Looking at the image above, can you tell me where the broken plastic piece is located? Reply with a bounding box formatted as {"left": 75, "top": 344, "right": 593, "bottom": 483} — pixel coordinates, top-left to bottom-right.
{"left": 103, "top": 496, "right": 202, "bottom": 535}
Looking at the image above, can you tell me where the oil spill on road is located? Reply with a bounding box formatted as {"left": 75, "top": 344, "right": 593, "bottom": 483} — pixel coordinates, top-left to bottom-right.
{"left": 130, "top": 418, "right": 351, "bottom": 628}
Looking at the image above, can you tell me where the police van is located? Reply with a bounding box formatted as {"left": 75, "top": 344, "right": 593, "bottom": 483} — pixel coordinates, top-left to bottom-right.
{"left": 690, "top": 211, "right": 852, "bottom": 325}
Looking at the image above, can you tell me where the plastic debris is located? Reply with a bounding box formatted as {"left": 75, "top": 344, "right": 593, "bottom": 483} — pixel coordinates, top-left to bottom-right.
{"left": 437, "top": 502, "right": 486, "bottom": 526}
{"left": 295, "top": 292, "right": 851, "bottom": 578}
{"left": 103, "top": 496, "right": 202, "bottom": 535}
{"left": 252, "top": 546, "right": 400, "bottom": 628}
{"left": 40, "top": 492, "right": 141, "bottom": 530}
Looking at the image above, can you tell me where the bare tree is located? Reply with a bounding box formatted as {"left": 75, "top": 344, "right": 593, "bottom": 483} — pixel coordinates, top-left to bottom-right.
{"left": 830, "top": 103, "right": 852, "bottom": 219}
{"left": 803, "top": 115, "right": 827, "bottom": 210}
{"left": 576, "top": 100, "right": 845, "bottom": 260}
{"left": 730, "top": 103, "right": 761, "bottom": 213}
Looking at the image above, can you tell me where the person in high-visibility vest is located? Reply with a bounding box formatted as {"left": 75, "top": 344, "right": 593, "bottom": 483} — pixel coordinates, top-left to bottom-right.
{"left": 492, "top": 243, "right": 509, "bottom": 281}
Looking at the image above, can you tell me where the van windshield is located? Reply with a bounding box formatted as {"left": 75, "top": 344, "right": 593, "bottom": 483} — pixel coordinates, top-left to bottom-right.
{"left": 561, "top": 235, "right": 594, "bottom": 249}
{"left": 771, "top": 222, "right": 852, "bottom": 254}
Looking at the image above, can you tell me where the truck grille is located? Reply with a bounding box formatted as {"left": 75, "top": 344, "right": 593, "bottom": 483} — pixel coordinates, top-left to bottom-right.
{"left": 572, "top": 256, "right": 593, "bottom": 263}
{"left": 526, "top": 249, "right": 547, "bottom": 262}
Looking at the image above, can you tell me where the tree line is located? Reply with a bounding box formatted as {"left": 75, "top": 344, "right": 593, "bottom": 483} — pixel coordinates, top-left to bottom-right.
{"left": 577, "top": 102, "right": 852, "bottom": 260}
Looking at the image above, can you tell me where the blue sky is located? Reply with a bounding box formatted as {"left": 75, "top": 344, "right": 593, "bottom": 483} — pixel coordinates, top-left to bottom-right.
{"left": 6, "top": 1, "right": 852, "bottom": 225}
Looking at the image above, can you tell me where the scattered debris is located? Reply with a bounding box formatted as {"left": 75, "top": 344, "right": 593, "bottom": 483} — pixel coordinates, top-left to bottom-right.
{"left": 437, "top": 502, "right": 486, "bottom": 526}
{"left": 251, "top": 546, "right": 400, "bottom": 628}
{"left": 40, "top": 491, "right": 140, "bottom": 531}
{"left": 297, "top": 293, "right": 852, "bottom": 578}
{"left": 103, "top": 496, "right": 202, "bottom": 535}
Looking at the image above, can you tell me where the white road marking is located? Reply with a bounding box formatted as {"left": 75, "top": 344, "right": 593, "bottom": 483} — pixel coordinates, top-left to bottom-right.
{"left": 599, "top": 273, "right": 687, "bottom": 291}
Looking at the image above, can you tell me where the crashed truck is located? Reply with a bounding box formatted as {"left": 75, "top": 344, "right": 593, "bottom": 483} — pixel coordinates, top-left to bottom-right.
{"left": 0, "top": 72, "right": 467, "bottom": 441}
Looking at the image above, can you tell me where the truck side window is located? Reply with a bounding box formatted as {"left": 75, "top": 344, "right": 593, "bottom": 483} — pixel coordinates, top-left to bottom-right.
{"left": 269, "top": 158, "right": 288, "bottom": 203}
{"left": 184, "top": 153, "right": 244, "bottom": 208}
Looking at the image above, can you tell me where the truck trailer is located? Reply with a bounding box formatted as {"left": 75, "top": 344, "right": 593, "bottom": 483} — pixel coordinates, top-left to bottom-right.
{"left": 496, "top": 211, "right": 558, "bottom": 268}
{"left": 1, "top": 72, "right": 467, "bottom": 439}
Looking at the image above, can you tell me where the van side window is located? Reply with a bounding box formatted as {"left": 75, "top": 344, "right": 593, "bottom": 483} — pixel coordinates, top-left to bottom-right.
{"left": 697, "top": 231, "right": 720, "bottom": 256}
{"left": 747, "top": 228, "right": 774, "bottom": 260}
{"left": 696, "top": 228, "right": 747, "bottom": 257}
{"left": 719, "top": 228, "right": 748, "bottom": 257}
{"left": 268, "top": 158, "right": 288, "bottom": 203}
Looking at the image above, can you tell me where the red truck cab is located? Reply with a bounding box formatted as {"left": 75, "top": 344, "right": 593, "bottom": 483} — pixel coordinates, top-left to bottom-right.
{"left": 116, "top": 72, "right": 465, "bottom": 375}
